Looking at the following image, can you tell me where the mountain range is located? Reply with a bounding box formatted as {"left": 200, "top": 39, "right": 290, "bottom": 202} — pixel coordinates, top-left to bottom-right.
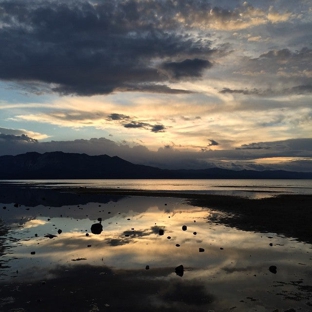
{"left": 0, "top": 151, "right": 311, "bottom": 179}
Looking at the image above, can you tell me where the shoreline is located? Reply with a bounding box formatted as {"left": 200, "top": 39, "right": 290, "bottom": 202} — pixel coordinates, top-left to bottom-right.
{"left": 61, "top": 187, "right": 312, "bottom": 244}
{"left": 1, "top": 183, "right": 312, "bottom": 243}
{"left": 1, "top": 186, "right": 312, "bottom": 311}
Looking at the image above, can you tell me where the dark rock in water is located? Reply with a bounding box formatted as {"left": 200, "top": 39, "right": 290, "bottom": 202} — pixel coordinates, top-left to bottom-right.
{"left": 58, "top": 229, "right": 62, "bottom": 234}
{"left": 91, "top": 223, "right": 103, "bottom": 234}
{"left": 176, "top": 244, "right": 180, "bottom": 247}
{"left": 31, "top": 251, "right": 36, "bottom": 255}
{"left": 220, "top": 247, "right": 224, "bottom": 250}
{"left": 158, "top": 229, "right": 164, "bottom": 235}
{"left": 269, "top": 265, "right": 277, "bottom": 274}
{"left": 86, "top": 233, "right": 89, "bottom": 236}
{"left": 269, "top": 243, "right": 273, "bottom": 246}
{"left": 35, "top": 234, "right": 38, "bottom": 237}
{"left": 145, "top": 265, "right": 150, "bottom": 270}
{"left": 3, "top": 206, "right": 6, "bottom": 209}
{"left": 167, "top": 236, "right": 171, "bottom": 239}
{"left": 97, "top": 217, "right": 102, "bottom": 222}
{"left": 182, "top": 225, "right": 187, "bottom": 231}
{"left": 87, "top": 245, "right": 91, "bottom": 247}
{"left": 72, "top": 258, "right": 87, "bottom": 261}
{"left": 14, "top": 203, "right": 18, "bottom": 207}
{"left": 175, "top": 265, "right": 184, "bottom": 277}
{"left": 44, "top": 234, "right": 57, "bottom": 239}
{"left": 199, "top": 248, "right": 205, "bottom": 252}
{"left": 193, "top": 232, "right": 197, "bottom": 235}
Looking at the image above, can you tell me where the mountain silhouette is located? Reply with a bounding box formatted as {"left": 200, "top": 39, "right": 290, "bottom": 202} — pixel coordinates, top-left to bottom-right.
{"left": 0, "top": 152, "right": 311, "bottom": 179}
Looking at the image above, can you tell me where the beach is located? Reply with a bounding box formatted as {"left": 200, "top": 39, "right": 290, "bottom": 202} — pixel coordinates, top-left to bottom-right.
{"left": 0, "top": 183, "right": 312, "bottom": 311}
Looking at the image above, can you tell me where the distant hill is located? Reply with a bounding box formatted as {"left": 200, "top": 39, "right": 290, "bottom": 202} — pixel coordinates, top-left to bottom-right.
{"left": 0, "top": 152, "right": 311, "bottom": 179}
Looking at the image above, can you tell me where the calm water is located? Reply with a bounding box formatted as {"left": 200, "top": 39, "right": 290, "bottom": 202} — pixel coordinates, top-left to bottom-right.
{"left": 2, "top": 179, "right": 312, "bottom": 198}
{"left": 0, "top": 181, "right": 312, "bottom": 311}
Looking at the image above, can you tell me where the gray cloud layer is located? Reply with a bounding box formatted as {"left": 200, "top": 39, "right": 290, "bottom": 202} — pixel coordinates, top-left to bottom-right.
{"left": 0, "top": 0, "right": 218, "bottom": 96}
{"left": 1, "top": 129, "right": 311, "bottom": 171}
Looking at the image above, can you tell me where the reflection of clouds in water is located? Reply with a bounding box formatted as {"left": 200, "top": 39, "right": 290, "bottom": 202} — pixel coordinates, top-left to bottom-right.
{"left": 23, "top": 219, "right": 47, "bottom": 229}
{"left": 1, "top": 196, "right": 312, "bottom": 311}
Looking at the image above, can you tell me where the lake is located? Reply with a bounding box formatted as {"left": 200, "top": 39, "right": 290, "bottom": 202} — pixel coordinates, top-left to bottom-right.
{"left": 2, "top": 178, "right": 312, "bottom": 198}
{"left": 0, "top": 180, "right": 312, "bottom": 311}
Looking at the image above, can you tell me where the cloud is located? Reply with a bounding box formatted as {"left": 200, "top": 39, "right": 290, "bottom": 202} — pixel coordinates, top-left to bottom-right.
{"left": 219, "top": 48, "right": 312, "bottom": 97}
{"left": 151, "top": 124, "right": 165, "bottom": 133}
{"left": 107, "top": 114, "right": 130, "bottom": 121}
{"left": 208, "top": 139, "right": 219, "bottom": 146}
{"left": 0, "top": 134, "right": 311, "bottom": 171}
{"left": 0, "top": 133, "right": 37, "bottom": 143}
{"left": 174, "top": 2, "right": 294, "bottom": 31}
{"left": 0, "top": 0, "right": 218, "bottom": 96}
{"left": 220, "top": 85, "right": 312, "bottom": 96}
{"left": 0, "top": 127, "right": 47, "bottom": 141}
{"left": 123, "top": 121, "right": 166, "bottom": 133}
{"left": 160, "top": 59, "right": 212, "bottom": 80}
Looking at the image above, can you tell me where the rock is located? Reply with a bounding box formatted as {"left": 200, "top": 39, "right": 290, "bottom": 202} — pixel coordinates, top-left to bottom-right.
{"left": 199, "top": 248, "right": 205, "bottom": 252}
{"left": 14, "top": 203, "right": 19, "bottom": 207}
{"left": 145, "top": 265, "right": 150, "bottom": 270}
{"left": 86, "top": 233, "right": 89, "bottom": 237}
{"left": 193, "top": 232, "right": 197, "bottom": 235}
{"left": 167, "top": 236, "right": 171, "bottom": 239}
{"left": 58, "top": 229, "right": 62, "bottom": 234}
{"left": 220, "top": 247, "right": 224, "bottom": 250}
{"left": 31, "top": 251, "right": 36, "bottom": 255}
{"left": 182, "top": 225, "right": 187, "bottom": 231}
{"left": 176, "top": 244, "right": 180, "bottom": 247}
{"left": 87, "top": 245, "right": 91, "bottom": 247}
{"left": 44, "top": 234, "right": 57, "bottom": 239}
{"left": 175, "top": 265, "right": 184, "bottom": 277}
{"left": 91, "top": 223, "right": 103, "bottom": 234}
{"left": 269, "top": 265, "right": 277, "bottom": 274}
{"left": 97, "top": 217, "right": 102, "bottom": 222}
{"left": 158, "top": 229, "right": 164, "bottom": 235}
{"left": 269, "top": 243, "right": 273, "bottom": 246}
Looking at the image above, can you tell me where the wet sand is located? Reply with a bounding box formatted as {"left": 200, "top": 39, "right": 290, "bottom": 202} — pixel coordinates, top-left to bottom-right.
{"left": 1, "top": 185, "right": 312, "bottom": 311}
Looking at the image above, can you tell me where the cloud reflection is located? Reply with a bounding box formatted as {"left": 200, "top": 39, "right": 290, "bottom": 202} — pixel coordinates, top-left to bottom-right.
{"left": 1, "top": 196, "right": 312, "bottom": 311}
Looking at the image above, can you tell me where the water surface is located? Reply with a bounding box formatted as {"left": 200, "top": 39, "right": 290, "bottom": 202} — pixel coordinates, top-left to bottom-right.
{"left": 1, "top": 185, "right": 311, "bottom": 311}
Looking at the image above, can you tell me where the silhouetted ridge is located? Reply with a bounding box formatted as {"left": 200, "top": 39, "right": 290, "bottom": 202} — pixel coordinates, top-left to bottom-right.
{"left": 0, "top": 152, "right": 311, "bottom": 179}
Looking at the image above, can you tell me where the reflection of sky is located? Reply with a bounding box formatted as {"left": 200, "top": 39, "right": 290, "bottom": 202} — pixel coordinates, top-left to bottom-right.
{"left": 4, "top": 178, "right": 312, "bottom": 198}
{"left": 1, "top": 196, "right": 312, "bottom": 311}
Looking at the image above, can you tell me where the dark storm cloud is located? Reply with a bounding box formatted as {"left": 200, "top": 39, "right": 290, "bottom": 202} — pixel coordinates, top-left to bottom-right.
{"left": 107, "top": 113, "right": 130, "bottom": 121}
{"left": 0, "top": 133, "right": 37, "bottom": 143}
{"left": 160, "top": 59, "right": 212, "bottom": 79}
{"left": 123, "top": 121, "right": 166, "bottom": 133}
{"left": 123, "top": 121, "right": 148, "bottom": 129}
{"left": 0, "top": 0, "right": 216, "bottom": 96}
{"left": 151, "top": 124, "right": 165, "bottom": 133}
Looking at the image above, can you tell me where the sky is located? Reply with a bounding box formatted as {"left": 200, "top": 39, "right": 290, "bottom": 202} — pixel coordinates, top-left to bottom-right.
{"left": 0, "top": 0, "right": 312, "bottom": 171}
